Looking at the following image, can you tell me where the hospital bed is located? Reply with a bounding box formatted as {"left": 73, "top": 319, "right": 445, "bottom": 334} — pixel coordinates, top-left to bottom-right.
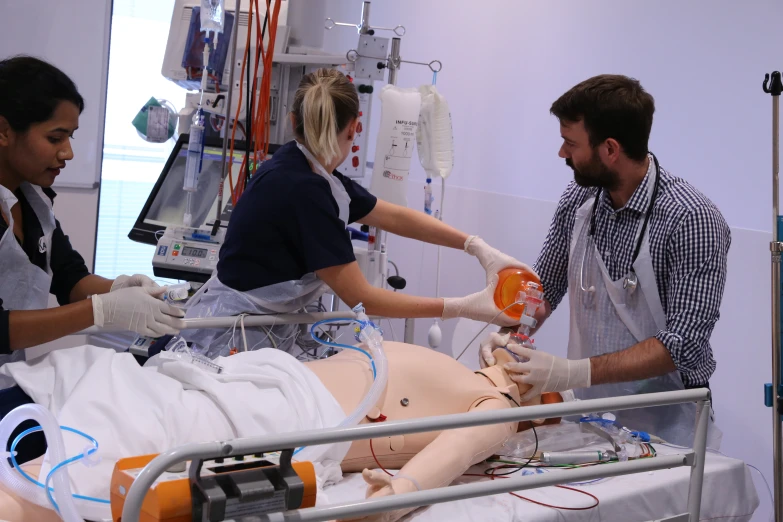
{"left": 119, "top": 388, "right": 758, "bottom": 522}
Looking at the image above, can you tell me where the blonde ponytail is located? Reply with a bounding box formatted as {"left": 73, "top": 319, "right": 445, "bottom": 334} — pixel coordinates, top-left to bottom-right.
{"left": 291, "top": 69, "right": 359, "bottom": 166}
{"left": 302, "top": 80, "right": 341, "bottom": 165}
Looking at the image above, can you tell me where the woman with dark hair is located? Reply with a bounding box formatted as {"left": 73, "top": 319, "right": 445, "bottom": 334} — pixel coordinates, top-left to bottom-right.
{"left": 0, "top": 55, "right": 186, "bottom": 461}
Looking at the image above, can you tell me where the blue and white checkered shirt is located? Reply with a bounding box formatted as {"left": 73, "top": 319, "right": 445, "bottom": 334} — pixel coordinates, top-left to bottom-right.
{"left": 534, "top": 157, "right": 731, "bottom": 387}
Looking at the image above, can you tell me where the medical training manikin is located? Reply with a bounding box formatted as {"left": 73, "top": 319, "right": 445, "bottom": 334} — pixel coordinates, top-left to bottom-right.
{"left": 0, "top": 342, "right": 559, "bottom": 522}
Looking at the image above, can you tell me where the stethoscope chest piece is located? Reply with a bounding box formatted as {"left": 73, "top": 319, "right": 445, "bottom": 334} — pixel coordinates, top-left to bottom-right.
{"left": 623, "top": 272, "right": 639, "bottom": 294}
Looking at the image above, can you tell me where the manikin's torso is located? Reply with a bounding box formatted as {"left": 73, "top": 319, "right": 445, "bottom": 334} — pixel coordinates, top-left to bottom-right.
{"left": 305, "top": 342, "right": 526, "bottom": 472}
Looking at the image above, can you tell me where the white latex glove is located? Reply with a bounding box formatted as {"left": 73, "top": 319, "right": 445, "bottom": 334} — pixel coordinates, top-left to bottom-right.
{"left": 464, "top": 235, "right": 536, "bottom": 285}
{"left": 442, "top": 275, "right": 519, "bottom": 327}
{"left": 110, "top": 274, "right": 159, "bottom": 292}
{"left": 92, "top": 286, "right": 185, "bottom": 337}
{"left": 479, "top": 331, "right": 511, "bottom": 368}
{"left": 502, "top": 344, "right": 591, "bottom": 402}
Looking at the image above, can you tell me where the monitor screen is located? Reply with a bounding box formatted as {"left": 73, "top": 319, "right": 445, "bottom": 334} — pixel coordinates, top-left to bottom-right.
{"left": 129, "top": 134, "right": 277, "bottom": 246}
{"left": 142, "top": 143, "right": 241, "bottom": 229}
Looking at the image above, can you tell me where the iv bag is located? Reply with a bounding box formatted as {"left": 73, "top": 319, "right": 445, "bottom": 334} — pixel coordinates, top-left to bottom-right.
{"left": 201, "top": 0, "right": 226, "bottom": 34}
{"left": 370, "top": 85, "right": 422, "bottom": 207}
{"left": 416, "top": 85, "right": 454, "bottom": 180}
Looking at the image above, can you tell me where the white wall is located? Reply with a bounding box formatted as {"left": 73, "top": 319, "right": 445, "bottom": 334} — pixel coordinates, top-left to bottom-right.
{"left": 324, "top": 0, "right": 782, "bottom": 234}
{"left": 323, "top": 1, "right": 777, "bottom": 519}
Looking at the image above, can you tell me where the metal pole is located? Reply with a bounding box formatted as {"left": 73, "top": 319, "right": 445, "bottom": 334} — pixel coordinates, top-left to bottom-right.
{"left": 687, "top": 400, "right": 710, "bottom": 521}
{"left": 369, "top": 33, "right": 399, "bottom": 294}
{"left": 766, "top": 71, "right": 783, "bottom": 522}
{"left": 121, "top": 389, "right": 707, "bottom": 522}
{"left": 182, "top": 311, "right": 358, "bottom": 329}
{"left": 404, "top": 318, "right": 415, "bottom": 344}
{"left": 259, "top": 455, "right": 689, "bottom": 522}
{"left": 774, "top": 92, "right": 780, "bottom": 226}
{"left": 359, "top": 1, "right": 371, "bottom": 34}
{"left": 76, "top": 312, "right": 362, "bottom": 335}
{"left": 775, "top": 239, "right": 783, "bottom": 522}
{"left": 213, "top": 0, "right": 243, "bottom": 235}
{"left": 388, "top": 37, "right": 401, "bottom": 86}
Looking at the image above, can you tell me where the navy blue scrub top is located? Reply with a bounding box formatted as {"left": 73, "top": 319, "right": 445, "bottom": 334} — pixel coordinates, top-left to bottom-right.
{"left": 218, "top": 141, "right": 378, "bottom": 292}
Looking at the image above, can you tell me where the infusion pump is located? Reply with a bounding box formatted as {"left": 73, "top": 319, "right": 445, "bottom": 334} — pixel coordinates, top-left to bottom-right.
{"left": 152, "top": 226, "right": 225, "bottom": 283}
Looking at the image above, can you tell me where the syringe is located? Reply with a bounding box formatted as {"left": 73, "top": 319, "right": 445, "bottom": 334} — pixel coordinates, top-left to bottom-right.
{"left": 183, "top": 109, "right": 205, "bottom": 227}
{"left": 159, "top": 349, "right": 223, "bottom": 374}
{"left": 182, "top": 30, "right": 214, "bottom": 228}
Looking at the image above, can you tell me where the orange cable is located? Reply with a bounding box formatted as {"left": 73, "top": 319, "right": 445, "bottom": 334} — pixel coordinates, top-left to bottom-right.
{"left": 227, "top": 0, "right": 254, "bottom": 206}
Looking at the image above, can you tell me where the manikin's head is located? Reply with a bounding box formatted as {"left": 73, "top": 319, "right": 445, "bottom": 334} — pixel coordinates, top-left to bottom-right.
{"left": 550, "top": 74, "right": 654, "bottom": 191}
{"left": 289, "top": 68, "right": 359, "bottom": 173}
{"left": 0, "top": 56, "right": 83, "bottom": 190}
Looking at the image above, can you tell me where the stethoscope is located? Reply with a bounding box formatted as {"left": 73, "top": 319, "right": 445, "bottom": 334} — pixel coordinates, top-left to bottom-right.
{"left": 579, "top": 153, "right": 661, "bottom": 298}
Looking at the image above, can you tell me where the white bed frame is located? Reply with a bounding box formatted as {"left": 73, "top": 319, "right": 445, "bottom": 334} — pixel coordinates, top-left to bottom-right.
{"left": 120, "top": 388, "right": 711, "bottom": 522}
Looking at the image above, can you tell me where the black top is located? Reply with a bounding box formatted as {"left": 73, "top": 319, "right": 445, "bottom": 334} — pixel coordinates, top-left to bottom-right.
{"left": 0, "top": 187, "right": 91, "bottom": 354}
{"left": 218, "top": 141, "right": 378, "bottom": 291}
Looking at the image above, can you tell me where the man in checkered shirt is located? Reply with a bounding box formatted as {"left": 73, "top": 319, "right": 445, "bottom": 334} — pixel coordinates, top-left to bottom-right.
{"left": 480, "top": 75, "right": 729, "bottom": 446}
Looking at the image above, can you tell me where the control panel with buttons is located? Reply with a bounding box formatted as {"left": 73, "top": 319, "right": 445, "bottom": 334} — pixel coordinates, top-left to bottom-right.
{"left": 152, "top": 227, "right": 224, "bottom": 282}
{"left": 338, "top": 77, "right": 373, "bottom": 178}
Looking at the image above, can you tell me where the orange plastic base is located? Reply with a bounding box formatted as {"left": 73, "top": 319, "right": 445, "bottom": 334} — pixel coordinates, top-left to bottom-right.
{"left": 110, "top": 454, "right": 316, "bottom": 522}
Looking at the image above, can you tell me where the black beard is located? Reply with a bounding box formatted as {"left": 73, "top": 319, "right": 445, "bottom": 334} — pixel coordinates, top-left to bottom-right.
{"left": 566, "top": 157, "right": 620, "bottom": 191}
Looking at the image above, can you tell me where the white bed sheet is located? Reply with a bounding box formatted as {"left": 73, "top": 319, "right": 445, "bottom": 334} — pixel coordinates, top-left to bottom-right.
{"left": 322, "top": 445, "right": 759, "bottom": 522}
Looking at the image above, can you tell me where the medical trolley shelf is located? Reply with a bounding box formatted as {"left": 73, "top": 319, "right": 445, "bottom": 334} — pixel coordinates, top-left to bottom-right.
{"left": 121, "top": 388, "right": 712, "bottom": 522}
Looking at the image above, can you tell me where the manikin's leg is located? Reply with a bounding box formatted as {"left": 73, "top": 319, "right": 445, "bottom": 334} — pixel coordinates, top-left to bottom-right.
{"left": 0, "top": 457, "right": 61, "bottom": 522}
{"left": 340, "top": 398, "right": 515, "bottom": 522}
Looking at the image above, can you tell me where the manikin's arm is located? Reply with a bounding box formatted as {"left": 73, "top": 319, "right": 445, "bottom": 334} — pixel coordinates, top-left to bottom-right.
{"left": 341, "top": 399, "right": 515, "bottom": 522}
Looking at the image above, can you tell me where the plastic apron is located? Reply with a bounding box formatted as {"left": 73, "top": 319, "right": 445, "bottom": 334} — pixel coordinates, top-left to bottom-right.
{"left": 0, "top": 183, "right": 56, "bottom": 390}
{"left": 567, "top": 171, "right": 722, "bottom": 449}
{"left": 180, "top": 141, "right": 352, "bottom": 359}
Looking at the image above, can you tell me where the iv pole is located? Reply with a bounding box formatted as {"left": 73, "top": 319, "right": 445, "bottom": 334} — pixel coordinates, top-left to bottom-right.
{"left": 763, "top": 70, "right": 783, "bottom": 522}
{"left": 330, "top": 2, "right": 441, "bottom": 345}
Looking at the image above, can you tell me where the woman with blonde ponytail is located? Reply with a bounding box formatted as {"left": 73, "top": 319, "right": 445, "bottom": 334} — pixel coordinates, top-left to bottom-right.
{"left": 182, "top": 68, "right": 531, "bottom": 358}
